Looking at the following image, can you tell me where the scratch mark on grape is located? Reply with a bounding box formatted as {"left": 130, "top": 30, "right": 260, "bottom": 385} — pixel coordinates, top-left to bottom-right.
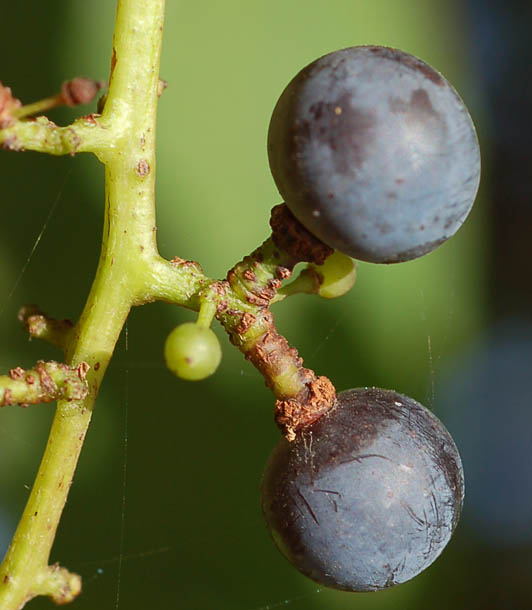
{"left": 296, "top": 487, "right": 320, "bottom": 526}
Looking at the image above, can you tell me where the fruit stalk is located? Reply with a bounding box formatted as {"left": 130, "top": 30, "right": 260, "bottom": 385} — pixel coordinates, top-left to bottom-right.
{"left": 0, "top": 1, "right": 165, "bottom": 607}
{"left": 218, "top": 205, "right": 336, "bottom": 439}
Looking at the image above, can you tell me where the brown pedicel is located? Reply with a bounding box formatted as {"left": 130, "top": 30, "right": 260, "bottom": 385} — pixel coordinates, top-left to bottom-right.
{"left": 221, "top": 204, "right": 337, "bottom": 440}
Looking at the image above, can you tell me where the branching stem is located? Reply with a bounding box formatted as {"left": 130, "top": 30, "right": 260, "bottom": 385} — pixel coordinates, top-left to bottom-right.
{"left": 0, "top": 361, "right": 88, "bottom": 407}
{"left": 0, "top": 2, "right": 337, "bottom": 607}
{"left": 0, "top": 1, "right": 165, "bottom": 607}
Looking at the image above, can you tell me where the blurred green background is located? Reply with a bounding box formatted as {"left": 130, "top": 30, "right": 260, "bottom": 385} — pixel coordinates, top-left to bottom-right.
{"left": 1, "top": 1, "right": 531, "bottom": 609}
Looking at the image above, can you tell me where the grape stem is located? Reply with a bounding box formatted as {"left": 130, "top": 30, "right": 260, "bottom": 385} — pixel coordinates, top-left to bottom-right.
{"left": 11, "top": 77, "right": 104, "bottom": 120}
{"left": 0, "top": 2, "right": 337, "bottom": 607}
{"left": 0, "top": 1, "right": 166, "bottom": 607}
{"left": 0, "top": 361, "right": 89, "bottom": 407}
{"left": 18, "top": 304, "right": 74, "bottom": 349}
{"left": 150, "top": 206, "right": 338, "bottom": 439}
{"left": 271, "top": 269, "right": 321, "bottom": 302}
{"left": 196, "top": 300, "right": 218, "bottom": 329}
{"left": 219, "top": 205, "right": 337, "bottom": 439}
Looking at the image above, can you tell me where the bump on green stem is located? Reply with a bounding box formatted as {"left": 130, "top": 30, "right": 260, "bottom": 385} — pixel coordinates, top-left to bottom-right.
{"left": 36, "top": 564, "right": 82, "bottom": 605}
{"left": 0, "top": 114, "right": 109, "bottom": 155}
{"left": 0, "top": 82, "right": 22, "bottom": 128}
{"left": 0, "top": 361, "right": 89, "bottom": 407}
{"left": 18, "top": 304, "right": 74, "bottom": 350}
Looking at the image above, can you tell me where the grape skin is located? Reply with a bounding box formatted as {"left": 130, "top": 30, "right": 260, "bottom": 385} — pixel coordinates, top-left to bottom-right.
{"left": 261, "top": 387, "right": 464, "bottom": 591}
{"left": 268, "top": 46, "right": 481, "bottom": 263}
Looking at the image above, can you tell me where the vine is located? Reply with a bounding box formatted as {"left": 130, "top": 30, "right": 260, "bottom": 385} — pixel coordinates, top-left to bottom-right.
{"left": 0, "top": 0, "right": 480, "bottom": 603}
{"left": 0, "top": 1, "right": 345, "bottom": 606}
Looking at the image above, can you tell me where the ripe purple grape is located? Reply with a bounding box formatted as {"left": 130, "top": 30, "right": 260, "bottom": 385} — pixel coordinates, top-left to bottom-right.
{"left": 267, "top": 46, "right": 480, "bottom": 263}
{"left": 261, "top": 388, "right": 464, "bottom": 591}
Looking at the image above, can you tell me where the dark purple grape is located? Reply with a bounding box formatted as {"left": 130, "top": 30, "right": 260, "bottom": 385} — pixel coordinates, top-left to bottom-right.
{"left": 261, "top": 388, "right": 464, "bottom": 591}
{"left": 267, "top": 46, "right": 480, "bottom": 263}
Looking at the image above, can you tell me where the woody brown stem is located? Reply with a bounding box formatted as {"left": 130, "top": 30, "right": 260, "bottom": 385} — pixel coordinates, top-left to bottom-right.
{"left": 215, "top": 204, "right": 336, "bottom": 440}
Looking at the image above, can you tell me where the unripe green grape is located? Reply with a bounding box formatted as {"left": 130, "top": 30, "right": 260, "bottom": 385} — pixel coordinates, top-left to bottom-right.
{"left": 164, "top": 322, "right": 222, "bottom": 381}
{"left": 310, "top": 251, "right": 356, "bottom": 299}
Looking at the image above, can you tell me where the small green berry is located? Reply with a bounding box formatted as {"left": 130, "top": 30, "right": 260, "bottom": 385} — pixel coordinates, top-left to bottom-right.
{"left": 164, "top": 322, "right": 222, "bottom": 381}
{"left": 310, "top": 251, "right": 357, "bottom": 299}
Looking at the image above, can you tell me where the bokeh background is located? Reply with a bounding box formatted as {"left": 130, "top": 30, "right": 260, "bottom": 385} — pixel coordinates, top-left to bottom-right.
{"left": 1, "top": 1, "right": 531, "bottom": 608}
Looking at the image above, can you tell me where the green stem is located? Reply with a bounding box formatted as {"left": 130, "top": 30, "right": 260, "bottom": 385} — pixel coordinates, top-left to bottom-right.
{"left": 11, "top": 77, "right": 103, "bottom": 120}
{"left": 12, "top": 94, "right": 64, "bottom": 119}
{"left": 0, "top": 1, "right": 165, "bottom": 607}
{"left": 218, "top": 236, "right": 336, "bottom": 439}
{"left": 0, "top": 114, "right": 109, "bottom": 155}
{"left": 0, "top": 361, "right": 88, "bottom": 407}
{"left": 0, "top": 2, "right": 338, "bottom": 604}
{"left": 197, "top": 300, "right": 218, "bottom": 329}
{"left": 147, "top": 233, "right": 336, "bottom": 439}
{"left": 146, "top": 227, "right": 336, "bottom": 439}
{"left": 18, "top": 304, "right": 74, "bottom": 349}
{"left": 272, "top": 270, "right": 320, "bottom": 303}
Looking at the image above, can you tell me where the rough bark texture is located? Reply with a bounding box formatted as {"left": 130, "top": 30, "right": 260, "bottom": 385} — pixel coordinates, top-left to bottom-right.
{"left": 218, "top": 205, "right": 337, "bottom": 439}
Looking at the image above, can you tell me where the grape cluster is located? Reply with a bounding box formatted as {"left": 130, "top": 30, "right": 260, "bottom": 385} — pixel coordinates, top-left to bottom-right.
{"left": 261, "top": 45, "right": 477, "bottom": 591}
{"left": 161, "top": 45, "right": 476, "bottom": 593}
